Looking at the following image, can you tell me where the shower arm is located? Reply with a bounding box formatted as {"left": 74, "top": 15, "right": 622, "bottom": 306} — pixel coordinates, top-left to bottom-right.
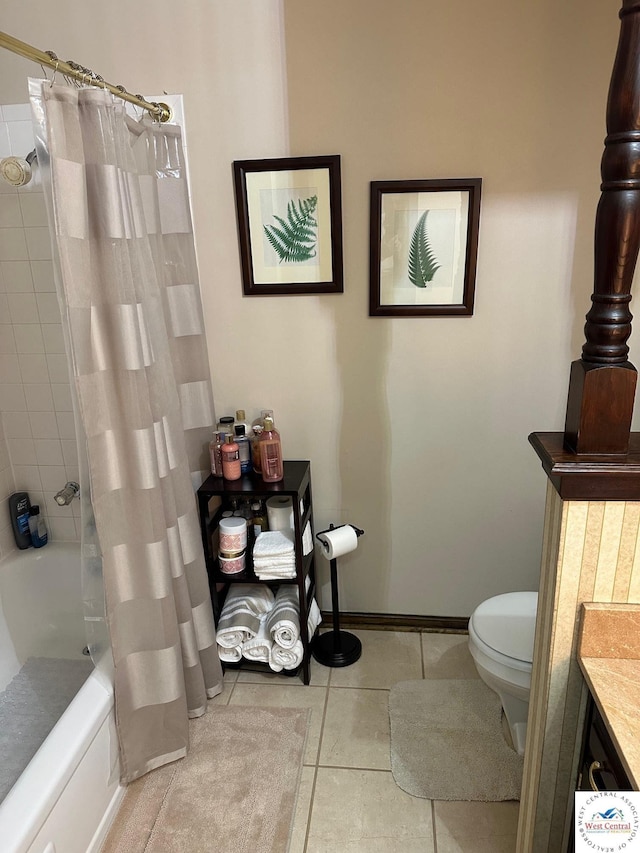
{"left": 0, "top": 30, "right": 171, "bottom": 123}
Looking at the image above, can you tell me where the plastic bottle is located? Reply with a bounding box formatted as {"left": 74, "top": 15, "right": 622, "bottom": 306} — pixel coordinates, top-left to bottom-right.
{"left": 251, "top": 500, "right": 268, "bottom": 539}
{"left": 221, "top": 434, "right": 241, "bottom": 481}
{"left": 234, "top": 424, "right": 252, "bottom": 475}
{"left": 251, "top": 424, "right": 263, "bottom": 474}
{"left": 9, "top": 492, "right": 31, "bottom": 549}
{"left": 208, "top": 431, "right": 226, "bottom": 477}
{"left": 217, "top": 416, "right": 235, "bottom": 438}
{"left": 234, "top": 409, "right": 252, "bottom": 437}
{"left": 28, "top": 505, "right": 48, "bottom": 548}
{"left": 259, "top": 416, "right": 283, "bottom": 482}
{"left": 251, "top": 409, "right": 274, "bottom": 430}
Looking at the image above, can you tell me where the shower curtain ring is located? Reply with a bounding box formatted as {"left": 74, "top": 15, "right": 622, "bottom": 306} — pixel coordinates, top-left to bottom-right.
{"left": 49, "top": 60, "right": 59, "bottom": 88}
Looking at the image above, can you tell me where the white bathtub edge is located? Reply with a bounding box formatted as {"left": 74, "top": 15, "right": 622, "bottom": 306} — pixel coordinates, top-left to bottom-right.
{"left": 86, "top": 783, "right": 126, "bottom": 853}
{"left": 0, "top": 669, "right": 112, "bottom": 853}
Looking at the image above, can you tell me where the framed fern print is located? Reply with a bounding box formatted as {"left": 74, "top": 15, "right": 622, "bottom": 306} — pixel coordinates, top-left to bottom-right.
{"left": 233, "top": 155, "right": 343, "bottom": 295}
{"left": 369, "top": 178, "right": 481, "bottom": 317}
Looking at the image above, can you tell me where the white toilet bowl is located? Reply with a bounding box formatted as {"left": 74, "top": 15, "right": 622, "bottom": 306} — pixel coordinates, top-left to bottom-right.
{"left": 467, "top": 591, "right": 538, "bottom": 756}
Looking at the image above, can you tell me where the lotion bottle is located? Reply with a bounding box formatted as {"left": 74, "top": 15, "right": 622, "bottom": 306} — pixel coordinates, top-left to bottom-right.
{"left": 209, "top": 431, "right": 226, "bottom": 477}
{"left": 259, "top": 416, "right": 283, "bottom": 482}
{"left": 221, "top": 434, "right": 241, "bottom": 481}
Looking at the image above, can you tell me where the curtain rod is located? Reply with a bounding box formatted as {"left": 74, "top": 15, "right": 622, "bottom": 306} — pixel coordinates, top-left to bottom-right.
{"left": 0, "top": 30, "right": 171, "bottom": 123}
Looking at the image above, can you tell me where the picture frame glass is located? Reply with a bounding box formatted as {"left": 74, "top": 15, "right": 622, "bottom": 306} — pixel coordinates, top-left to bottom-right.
{"left": 245, "top": 168, "right": 333, "bottom": 285}
{"left": 380, "top": 190, "right": 470, "bottom": 307}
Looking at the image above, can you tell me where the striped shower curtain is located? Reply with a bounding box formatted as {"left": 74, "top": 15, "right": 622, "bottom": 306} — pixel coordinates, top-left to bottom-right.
{"left": 30, "top": 82, "right": 223, "bottom": 783}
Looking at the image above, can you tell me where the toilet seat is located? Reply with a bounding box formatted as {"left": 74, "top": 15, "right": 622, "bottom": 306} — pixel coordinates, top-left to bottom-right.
{"left": 468, "top": 620, "right": 531, "bottom": 673}
{"left": 469, "top": 591, "right": 537, "bottom": 664}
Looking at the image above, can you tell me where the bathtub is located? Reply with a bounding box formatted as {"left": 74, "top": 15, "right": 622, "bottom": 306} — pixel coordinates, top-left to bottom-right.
{"left": 0, "top": 543, "right": 124, "bottom": 853}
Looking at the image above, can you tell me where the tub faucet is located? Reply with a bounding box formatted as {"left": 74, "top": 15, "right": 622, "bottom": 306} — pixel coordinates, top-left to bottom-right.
{"left": 54, "top": 481, "right": 80, "bottom": 506}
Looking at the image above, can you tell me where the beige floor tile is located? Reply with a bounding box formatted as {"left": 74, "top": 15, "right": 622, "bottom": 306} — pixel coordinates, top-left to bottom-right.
{"left": 288, "top": 765, "right": 315, "bottom": 853}
{"left": 228, "top": 682, "right": 327, "bottom": 764}
{"left": 235, "top": 654, "right": 330, "bottom": 686}
{"left": 421, "top": 632, "right": 479, "bottom": 680}
{"left": 434, "top": 800, "right": 520, "bottom": 852}
{"left": 328, "top": 630, "right": 422, "bottom": 689}
{"left": 306, "top": 767, "right": 434, "bottom": 852}
{"left": 319, "top": 687, "right": 391, "bottom": 770}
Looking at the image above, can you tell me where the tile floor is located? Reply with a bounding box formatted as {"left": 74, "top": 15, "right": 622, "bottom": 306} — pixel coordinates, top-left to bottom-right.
{"left": 213, "top": 629, "right": 520, "bottom": 852}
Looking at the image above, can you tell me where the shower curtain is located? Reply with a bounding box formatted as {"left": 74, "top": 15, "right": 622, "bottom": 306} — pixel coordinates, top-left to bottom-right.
{"left": 29, "top": 81, "right": 223, "bottom": 783}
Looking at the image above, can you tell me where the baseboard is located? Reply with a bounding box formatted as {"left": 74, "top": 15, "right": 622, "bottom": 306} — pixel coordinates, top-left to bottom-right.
{"left": 321, "top": 611, "right": 469, "bottom": 633}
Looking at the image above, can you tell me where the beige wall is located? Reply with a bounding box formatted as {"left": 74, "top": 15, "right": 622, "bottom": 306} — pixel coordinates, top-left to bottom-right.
{"left": 0, "top": 1, "right": 633, "bottom": 615}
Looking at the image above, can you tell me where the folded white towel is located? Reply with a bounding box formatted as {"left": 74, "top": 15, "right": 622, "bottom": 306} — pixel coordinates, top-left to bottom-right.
{"left": 266, "top": 585, "right": 322, "bottom": 648}
{"left": 253, "top": 530, "right": 295, "bottom": 558}
{"left": 216, "top": 584, "right": 275, "bottom": 648}
{"left": 255, "top": 571, "right": 297, "bottom": 581}
{"left": 217, "top": 644, "right": 242, "bottom": 663}
{"left": 270, "top": 639, "right": 304, "bottom": 671}
{"left": 241, "top": 616, "right": 272, "bottom": 664}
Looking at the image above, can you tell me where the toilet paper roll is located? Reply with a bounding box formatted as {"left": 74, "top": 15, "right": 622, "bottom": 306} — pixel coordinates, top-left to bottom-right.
{"left": 266, "top": 496, "right": 294, "bottom": 531}
{"left": 316, "top": 525, "right": 358, "bottom": 560}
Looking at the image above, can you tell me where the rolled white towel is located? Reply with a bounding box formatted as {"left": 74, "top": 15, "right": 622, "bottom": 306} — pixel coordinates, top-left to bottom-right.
{"left": 241, "top": 617, "right": 273, "bottom": 664}
{"left": 270, "top": 639, "right": 304, "bottom": 671}
{"left": 266, "top": 585, "right": 323, "bottom": 647}
{"left": 217, "top": 644, "right": 242, "bottom": 663}
{"left": 216, "top": 584, "right": 275, "bottom": 648}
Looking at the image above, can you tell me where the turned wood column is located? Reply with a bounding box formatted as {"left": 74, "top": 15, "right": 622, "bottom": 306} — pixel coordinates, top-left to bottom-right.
{"left": 564, "top": 0, "right": 640, "bottom": 454}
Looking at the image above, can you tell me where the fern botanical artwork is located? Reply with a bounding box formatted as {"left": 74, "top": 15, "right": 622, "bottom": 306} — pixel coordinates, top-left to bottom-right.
{"left": 233, "top": 155, "right": 343, "bottom": 295}
{"left": 369, "top": 178, "right": 482, "bottom": 317}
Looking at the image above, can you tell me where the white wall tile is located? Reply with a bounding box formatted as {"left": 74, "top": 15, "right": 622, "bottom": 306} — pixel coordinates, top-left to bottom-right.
{"left": 44, "top": 491, "right": 72, "bottom": 518}
{"left": 1, "top": 260, "right": 33, "bottom": 292}
{"left": 18, "top": 193, "right": 48, "bottom": 227}
{"left": 12, "top": 465, "right": 43, "bottom": 493}
{"left": 0, "top": 384, "right": 27, "bottom": 411}
{"left": 24, "top": 383, "right": 54, "bottom": 412}
{"left": 7, "top": 292, "right": 38, "bottom": 324}
{"left": 39, "top": 465, "right": 66, "bottom": 490}
{"left": 18, "top": 353, "right": 49, "bottom": 383}
{"left": 0, "top": 228, "right": 28, "bottom": 260}
{"left": 41, "top": 324, "right": 65, "bottom": 353}
{"left": 29, "top": 411, "right": 59, "bottom": 439}
{"left": 0, "top": 327, "right": 16, "bottom": 354}
{"left": 34, "top": 438, "right": 64, "bottom": 466}
{"left": 46, "top": 354, "right": 69, "bottom": 383}
{"left": 48, "top": 516, "right": 77, "bottom": 542}
{"left": 7, "top": 120, "right": 34, "bottom": 154}
{"left": 60, "top": 438, "right": 77, "bottom": 467}
{"left": 51, "top": 383, "right": 73, "bottom": 412}
{"left": 35, "top": 292, "right": 61, "bottom": 324}
{"left": 8, "top": 437, "right": 36, "bottom": 465}
{"left": 0, "top": 293, "right": 9, "bottom": 322}
{"left": 13, "top": 324, "right": 44, "bottom": 353}
{"left": 0, "top": 196, "right": 22, "bottom": 228}
{"left": 55, "top": 411, "right": 75, "bottom": 439}
{"left": 0, "top": 123, "right": 11, "bottom": 159}
{"left": 25, "top": 227, "right": 52, "bottom": 260}
{"left": 0, "top": 354, "right": 19, "bottom": 384}
{"left": 2, "top": 411, "right": 31, "bottom": 438}
{"left": 30, "top": 260, "right": 55, "bottom": 292}
{"left": 3, "top": 105, "right": 32, "bottom": 122}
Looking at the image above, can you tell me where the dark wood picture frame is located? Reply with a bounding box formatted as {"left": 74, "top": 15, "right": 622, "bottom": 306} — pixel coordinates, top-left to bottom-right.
{"left": 233, "top": 154, "right": 343, "bottom": 296}
{"left": 369, "top": 178, "right": 481, "bottom": 317}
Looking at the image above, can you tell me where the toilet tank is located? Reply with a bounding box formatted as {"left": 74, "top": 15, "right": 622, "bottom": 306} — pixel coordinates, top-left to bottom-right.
{"left": 469, "top": 591, "right": 538, "bottom": 663}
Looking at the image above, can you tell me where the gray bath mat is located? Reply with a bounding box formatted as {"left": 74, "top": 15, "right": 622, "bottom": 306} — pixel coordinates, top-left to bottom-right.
{"left": 389, "top": 678, "right": 524, "bottom": 801}
{"left": 0, "top": 656, "right": 93, "bottom": 802}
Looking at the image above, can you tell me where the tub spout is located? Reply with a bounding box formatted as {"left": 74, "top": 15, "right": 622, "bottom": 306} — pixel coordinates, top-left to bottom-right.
{"left": 54, "top": 481, "right": 80, "bottom": 506}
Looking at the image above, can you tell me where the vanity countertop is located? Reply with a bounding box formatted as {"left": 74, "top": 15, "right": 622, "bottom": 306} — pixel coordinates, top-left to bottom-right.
{"left": 577, "top": 602, "right": 640, "bottom": 789}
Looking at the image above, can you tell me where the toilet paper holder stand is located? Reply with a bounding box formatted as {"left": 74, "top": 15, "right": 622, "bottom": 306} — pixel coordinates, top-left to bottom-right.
{"left": 312, "top": 523, "right": 364, "bottom": 668}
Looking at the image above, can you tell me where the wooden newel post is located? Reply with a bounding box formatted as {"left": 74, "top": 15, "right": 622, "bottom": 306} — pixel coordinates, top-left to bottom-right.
{"left": 564, "top": 0, "right": 640, "bottom": 455}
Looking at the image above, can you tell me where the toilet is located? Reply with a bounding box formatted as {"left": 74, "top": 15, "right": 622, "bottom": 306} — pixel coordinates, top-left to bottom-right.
{"left": 467, "top": 591, "right": 538, "bottom": 756}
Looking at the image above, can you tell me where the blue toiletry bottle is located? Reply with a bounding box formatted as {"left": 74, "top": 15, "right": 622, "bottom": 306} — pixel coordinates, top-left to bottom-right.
{"left": 9, "top": 492, "right": 32, "bottom": 549}
{"left": 28, "top": 504, "right": 48, "bottom": 548}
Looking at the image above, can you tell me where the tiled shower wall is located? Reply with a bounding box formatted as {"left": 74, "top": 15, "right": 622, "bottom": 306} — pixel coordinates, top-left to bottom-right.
{"left": 0, "top": 103, "right": 80, "bottom": 559}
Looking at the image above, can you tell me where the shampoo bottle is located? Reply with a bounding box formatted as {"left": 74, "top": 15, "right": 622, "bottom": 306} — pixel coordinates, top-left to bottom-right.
{"left": 209, "top": 430, "right": 226, "bottom": 477}
{"left": 28, "top": 505, "right": 48, "bottom": 548}
{"left": 259, "top": 416, "right": 283, "bottom": 482}
{"left": 9, "top": 492, "right": 31, "bottom": 549}
{"left": 221, "top": 434, "right": 241, "bottom": 481}
{"left": 234, "top": 424, "right": 252, "bottom": 474}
